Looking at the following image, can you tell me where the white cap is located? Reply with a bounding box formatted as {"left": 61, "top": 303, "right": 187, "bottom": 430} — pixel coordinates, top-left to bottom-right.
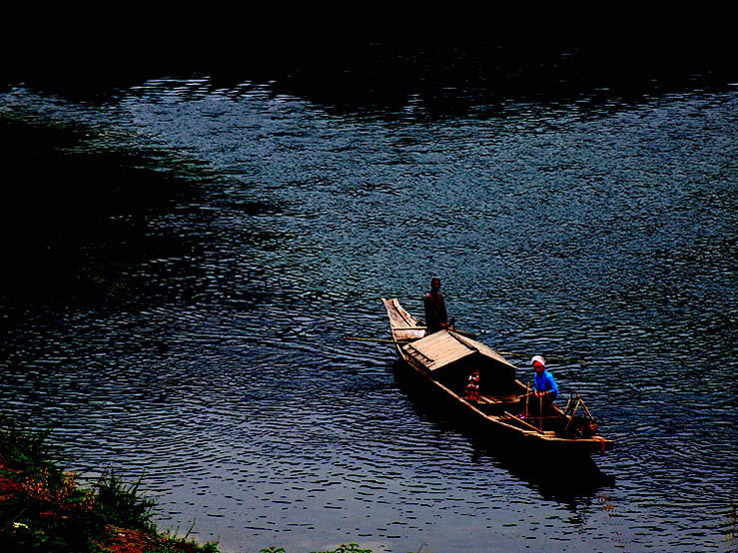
{"left": 531, "top": 355, "right": 546, "bottom": 367}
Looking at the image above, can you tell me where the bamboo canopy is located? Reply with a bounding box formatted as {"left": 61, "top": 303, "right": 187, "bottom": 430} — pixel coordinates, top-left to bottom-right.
{"left": 403, "top": 329, "right": 514, "bottom": 373}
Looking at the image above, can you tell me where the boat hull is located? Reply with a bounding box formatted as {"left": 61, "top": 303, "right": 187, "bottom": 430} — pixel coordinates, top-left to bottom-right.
{"left": 382, "top": 298, "right": 613, "bottom": 456}
{"left": 393, "top": 352, "right": 612, "bottom": 456}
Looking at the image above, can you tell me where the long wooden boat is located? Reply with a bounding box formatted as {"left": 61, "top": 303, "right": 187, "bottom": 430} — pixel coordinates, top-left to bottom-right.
{"left": 382, "top": 298, "right": 613, "bottom": 455}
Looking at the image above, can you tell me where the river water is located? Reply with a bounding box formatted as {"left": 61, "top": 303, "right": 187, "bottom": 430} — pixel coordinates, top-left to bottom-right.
{"left": 1, "top": 61, "right": 737, "bottom": 553}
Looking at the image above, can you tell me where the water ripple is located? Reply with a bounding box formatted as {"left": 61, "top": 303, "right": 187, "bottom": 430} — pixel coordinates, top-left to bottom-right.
{"left": 2, "top": 83, "right": 737, "bottom": 553}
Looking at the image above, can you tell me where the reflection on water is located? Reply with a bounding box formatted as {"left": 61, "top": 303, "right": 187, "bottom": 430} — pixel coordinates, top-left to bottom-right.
{"left": 1, "top": 72, "right": 737, "bottom": 553}
{"left": 726, "top": 501, "right": 738, "bottom": 551}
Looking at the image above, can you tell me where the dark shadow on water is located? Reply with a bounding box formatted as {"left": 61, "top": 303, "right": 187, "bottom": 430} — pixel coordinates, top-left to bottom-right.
{"left": 0, "top": 114, "right": 276, "bottom": 325}
{"left": 0, "top": 116, "right": 194, "bottom": 310}
{"left": 468, "top": 434, "right": 616, "bottom": 505}
{"left": 4, "top": 36, "right": 737, "bottom": 113}
{"left": 392, "top": 360, "right": 615, "bottom": 505}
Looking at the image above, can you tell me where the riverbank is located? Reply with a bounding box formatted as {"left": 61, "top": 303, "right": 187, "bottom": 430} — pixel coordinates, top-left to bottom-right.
{"left": 0, "top": 426, "right": 382, "bottom": 553}
{"left": 0, "top": 425, "right": 219, "bottom": 553}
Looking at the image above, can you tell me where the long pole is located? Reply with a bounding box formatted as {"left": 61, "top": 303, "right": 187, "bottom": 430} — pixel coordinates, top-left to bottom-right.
{"left": 394, "top": 326, "right": 479, "bottom": 339}
{"left": 504, "top": 411, "right": 544, "bottom": 434}
{"left": 564, "top": 400, "right": 582, "bottom": 434}
{"left": 497, "top": 351, "right": 584, "bottom": 365}
{"left": 343, "top": 336, "right": 404, "bottom": 345}
{"left": 576, "top": 392, "right": 596, "bottom": 421}
{"left": 539, "top": 393, "right": 543, "bottom": 431}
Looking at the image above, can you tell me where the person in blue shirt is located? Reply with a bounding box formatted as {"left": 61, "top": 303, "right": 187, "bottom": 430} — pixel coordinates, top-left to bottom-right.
{"left": 531, "top": 355, "right": 558, "bottom": 401}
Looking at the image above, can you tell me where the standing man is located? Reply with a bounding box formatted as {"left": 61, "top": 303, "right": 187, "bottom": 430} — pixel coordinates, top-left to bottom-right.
{"left": 424, "top": 277, "right": 449, "bottom": 334}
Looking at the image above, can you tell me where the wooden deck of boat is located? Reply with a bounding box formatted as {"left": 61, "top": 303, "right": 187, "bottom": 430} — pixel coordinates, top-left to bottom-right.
{"left": 383, "top": 298, "right": 425, "bottom": 342}
{"left": 478, "top": 393, "right": 520, "bottom": 405}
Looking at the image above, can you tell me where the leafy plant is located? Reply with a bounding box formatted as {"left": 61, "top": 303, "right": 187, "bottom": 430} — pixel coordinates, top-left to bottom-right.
{"left": 314, "top": 545, "right": 373, "bottom": 553}
{"left": 260, "top": 545, "right": 374, "bottom": 553}
{"left": 0, "top": 421, "right": 58, "bottom": 475}
{"left": 92, "top": 469, "right": 156, "bottom": 531}
{"left": 0, "top": 423, "right": 219, "bottom": 552}
{"left": 321, "top": 543, "right": 372, "bottom": 553}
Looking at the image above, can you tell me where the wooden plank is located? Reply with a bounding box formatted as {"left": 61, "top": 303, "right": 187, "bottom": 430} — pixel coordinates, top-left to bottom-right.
{"left": 503, "top": 411, "right": 544, "bottom": 434}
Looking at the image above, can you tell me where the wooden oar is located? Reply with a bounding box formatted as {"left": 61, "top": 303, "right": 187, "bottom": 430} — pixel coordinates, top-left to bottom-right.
{"left": 343, "top": 336, "right": 406, "bottom": 345}
{"left": 503, "top": 411, "right": 544, "bottom": 434}
{"left": 449, "top": 327, "right": 480, "bottom": 339}
{"left": 496, "top": 351, "right": 585, "bottom": 365}
{"left": 393, "top": 325, "right": 480, "bottom": 339}
{"left": 538, "top": 393, "right": 543, "bottom": 431}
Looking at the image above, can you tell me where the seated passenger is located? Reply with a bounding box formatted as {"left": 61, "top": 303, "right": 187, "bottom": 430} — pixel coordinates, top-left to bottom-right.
{"left": 531, "top": 355, "right": 558, "bottom": 405}
{"left": 465, "top": 368, "right": 480, "bottom": 403}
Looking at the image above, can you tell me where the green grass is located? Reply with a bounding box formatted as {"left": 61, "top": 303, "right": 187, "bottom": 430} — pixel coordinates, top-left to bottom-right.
{"left": 259, "top": 546, "right": 374, "bottom": 553}
{"left": 0, "top": 423, "right": 219, "bottom": 552}
{"left": 0, "top": 423, "right": 407, "bottom": 553}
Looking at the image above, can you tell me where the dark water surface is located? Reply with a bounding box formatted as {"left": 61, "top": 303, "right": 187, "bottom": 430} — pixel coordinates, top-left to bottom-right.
{"left": 1, "top": 71, "right": 737, "bottom": 553}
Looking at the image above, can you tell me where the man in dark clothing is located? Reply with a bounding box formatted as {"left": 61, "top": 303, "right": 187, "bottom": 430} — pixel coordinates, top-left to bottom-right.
{"left": 424, "top": 277, "right": 449, "bottom": 334}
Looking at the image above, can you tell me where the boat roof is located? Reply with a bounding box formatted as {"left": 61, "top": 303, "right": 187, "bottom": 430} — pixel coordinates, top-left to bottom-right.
{"left": 402, "top": 329, "right": 515, "bottom": 373}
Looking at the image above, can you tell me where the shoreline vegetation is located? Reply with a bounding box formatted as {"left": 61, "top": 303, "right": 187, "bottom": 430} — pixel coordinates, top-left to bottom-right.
{"left": 0, "top": 423, "right": 219, "bottom": 553}
{"left": 0, "top": 424, "right": 382, "bottom": 553}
